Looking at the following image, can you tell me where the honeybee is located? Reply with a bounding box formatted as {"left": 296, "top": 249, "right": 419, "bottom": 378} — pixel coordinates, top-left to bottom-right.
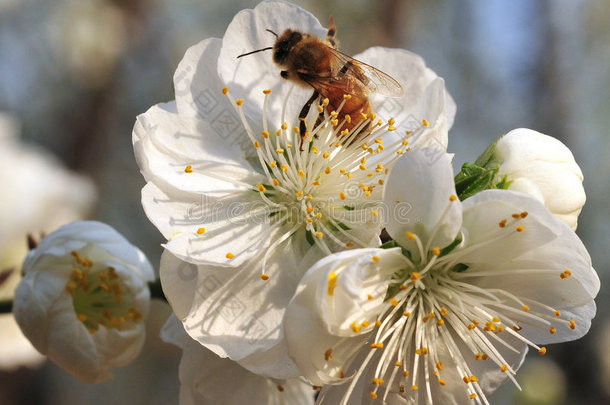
{"left": 238, "top": 17, "right": 403, "bottom": 150}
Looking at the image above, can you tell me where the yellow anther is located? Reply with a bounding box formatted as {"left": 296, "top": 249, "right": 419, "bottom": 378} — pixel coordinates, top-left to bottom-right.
{"left": 522, "top": 305, "right": 530, "bottom": 311}
{"left": 273, "top": 179, "right": 279, "bottom": 186}
{"left": 257, "top": 184, "right": 266, "bottom": 192}
{"left": 276, "top": 148, "right": 284, "bottom": 154}
{"left": 449, "top": 195, "right": 457, "bottom": 202}
{"left": 470, "top": 394, "right": 477, "bottom": 399}
{"left": 331, "top": 119, "right": 339, "bottom": 126}
{"left": 516, "top": 225, "right": 524, "bottom": 232}
{"left": 470, "top": 375, "right": 478, "bottom": 382}
{"left": 253, "top": 141, "right": 260, "bottom": 148}
{"left": 439, "top": 379, "right": 446, "bottom": 386}
{"left": 226, "top": 252, "right": 234, "bottom": 259}
{"left": 296, "top": 191, "right": 304, "bottom": 198}
{"left": 317, "top": 105, "right": 324, "bottom": 113}
{"left": 306, "top": 218, "right": 313, "bottom": 223}
{"left": 261, "top": 273, "right": 269, "bottom": 281}
{"left": 520, "top": 211, "right": 529, "bottom": 218}
{"left": 512, "top": 213, "right": 521, "bottom": 219}
{"left": 403, "top": 370, "right": 409, "bottom": 377}
{"left": 330, "top": 111, "right": 339, "bottom": 118}
{"left": 222, "top": 87, "right": 229, "bottom": 95}
{"left": 372, "top": 256, "right": 380, "bottom": 263}
{"left": 350, "top": 321, "right": 362, "bottom": 333}
{"left": 360, "top": 112, "right": 368, "bottom": 120}
{"left": 327, "top": 272, "right": 338, "bottom": 296}
{"left": 554, "top": 310, "right": 561, "bottom": 317}
{"left": 549, "top": 327, "right": 557, "bottom": 334}
{"left": 367, "top": 293, "right": 373, "bottom": 300}
{"left": 411, "top": 385, "right": 418, "bottom": 391}
{"left": 306, "top": 207, "right": 314, "bottom": 214}
{"left": 324, "top": 348, "right": 333, "bottom": 361}
{"left": 235, "top": 99, "right": 244, "bottom": 106}
{"left": 281, "top": 122, "right": 288, "bottom": 130}
{"left": 269, "top": 160, "right": 277, "bottom": 168}
{"left": 316, "top": 232, "right": 324, "bottom": 238}
{"left": 315, "top": 212, "right": 322, "bottom": 219}
{"left": 262, "top": 89, "right": 271, "bottom": 95}
{"left": 570, "top": 319, "right": 576, "bottom": 329}
{"left": 390, "top": 298, "right": 398, "bottom": 306}
{"left": 375, "top": 320, "right": 381, "bottom": 327}
{"left": 77, "top": 314, "right": 87, "bottom": 322}
{"left": 372, "top": 210, "right": 378, "bottom": 217}
{"left": 322, "top": 151, "right": 330, "bottom": 159}
{"left": 345, "top": 114, "right": 351, "bottom": 123}
{"left": 339, "top": 192, "right": 346, "bottom": 200}
{"left": 372, "top": 377, "right": 384, "bottom": 385}
{"left": 297, "top": 169, "right": 305, "bottom": 178}
{"left": 293, "top": 126, "right": 300, "bottom": 134}
{"left": 406, "top": 232, "right": 415, "bottom": 240}
{"left": 370, "top": 392, "right": 377, "bottom": 399}
{"left": 311, "top": 146, "right": 319, "bottom": 154}
{"left": 463, "top": 376, "right": 470, "bottom": 384}
{"left": 467, "top": 324, "right": 476, "bottom": 330}
{"left": 410, "top": 272, "right": 421, "bottom": 282}
{"left": 432, "top": 247, "right": 441, "bottom": 256}
{"left": 312, "top": 181, "right": 321, "bottom": 186}
{"left": 281, "top": 165, "right": 288, "bottom": 172}
{"left": 322, "top": 98, "right": 329, "bottom": 106}
{"left": 501, "top": 364, "right": 508, "bottom": 372}
{"left": 184, "top": 165, "right": 193, "bottom": 173}
{"left": 422, "top": 119, "right": 429, "bottom": 127}
{"left": 197, "top": 227, "right": 206, "bottom": 235}
{"left": 539, "top": 347, "right": 547, "bottom": 355}
{"left": 325, "top": 167, "right": 331, "bottom": 174}
{"left": 437, "top": 319, "right": 445, "bottom": 326}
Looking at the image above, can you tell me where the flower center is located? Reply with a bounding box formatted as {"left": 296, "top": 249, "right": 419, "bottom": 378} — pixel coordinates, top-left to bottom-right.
{"left": 336, "top": 209, "right": 579, "bottom": 404}
{"left": 190, "top": 86, "right": 430, "bottom": 278}
{"left": 65, "top": 250, "right": 143, "bottom": 334}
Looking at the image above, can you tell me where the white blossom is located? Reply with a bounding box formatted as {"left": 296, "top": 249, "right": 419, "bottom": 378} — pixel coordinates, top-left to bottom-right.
{"left": 495, "top": 128, "right": 585, "bottom": 230}
{"left": 284, "top": 149, "right": 599, "bottom": 404}
{"left": 13, "top": 221, "right": 155, "bottom": 383}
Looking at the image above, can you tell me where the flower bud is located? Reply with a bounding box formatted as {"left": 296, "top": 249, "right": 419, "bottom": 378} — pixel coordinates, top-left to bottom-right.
{"left": 495, "top": 128, "right": 585, "bottom": 230}
{"left": 13, "top": 221, "right": 155, "bottom": 382}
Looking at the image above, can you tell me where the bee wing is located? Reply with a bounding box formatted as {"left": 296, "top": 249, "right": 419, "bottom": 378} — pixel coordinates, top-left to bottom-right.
{"left": 327, "top": 48, "right": 404, "bottom": 98}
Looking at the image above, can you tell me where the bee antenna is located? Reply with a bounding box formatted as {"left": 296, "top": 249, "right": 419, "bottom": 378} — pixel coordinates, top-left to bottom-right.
{"left": 236, "top": 47, "right": 273, "bottom": 59}
{"left": 266, "top": 29, "right": 279, "bottom": 38}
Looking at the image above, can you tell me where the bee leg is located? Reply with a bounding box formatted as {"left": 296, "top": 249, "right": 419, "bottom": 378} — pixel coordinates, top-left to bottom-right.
{"left": 326, "top": 16, "right": 337, "bottom": 49}
{"left": 299, "top": 91, "right": 320, "bottom": 151}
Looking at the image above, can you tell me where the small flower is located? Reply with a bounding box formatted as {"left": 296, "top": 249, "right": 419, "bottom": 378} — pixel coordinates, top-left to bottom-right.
{"left": 455, "top": 128, "right": 585, "bottom": 230}
{"left": 133, "top": 1, "right": 455, "bottom": 376}
{"left": 284, "top": 149, "right": 599, "bottom": 404}
{"left": 161, "top": 314, "right": 315, "bottom": 405}
{"left": 13, "top": 221, "right": 155, "bottom": 383}
{"left": 495, "top": 129, "right": 585, "bottom": 230}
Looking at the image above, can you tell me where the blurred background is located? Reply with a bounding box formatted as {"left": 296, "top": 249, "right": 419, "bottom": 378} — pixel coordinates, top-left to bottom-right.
{"left": 0, "top": 0, "right": 608, "bottom": 404}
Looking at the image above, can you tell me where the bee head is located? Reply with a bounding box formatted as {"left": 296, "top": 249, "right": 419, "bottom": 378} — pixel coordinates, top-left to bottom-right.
{"left": 272, "top": 30, "right": 302, "bottom": 66}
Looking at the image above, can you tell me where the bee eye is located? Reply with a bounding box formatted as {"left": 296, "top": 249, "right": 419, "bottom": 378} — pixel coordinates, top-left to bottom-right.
{"left": 280, "top": 71, "right": 289, "bottom": 79}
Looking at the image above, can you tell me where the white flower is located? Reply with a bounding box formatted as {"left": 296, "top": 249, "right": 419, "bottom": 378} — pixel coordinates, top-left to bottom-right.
{"left": 161, "top": 314, "right": 315, "bottom": 405}
{"left": 0, "top": 112, "right": 96, "bottom": 371}
{"left": 284, "top": 149, "right": 599, "bottom": 404}
{"left": 494, "top": 128, "right": 586, "bottom": 230}
{"left": 13, "top": 221, "right": 155, "bottom": 383}
{"left": 133, "top": 0, "right": 455, "bottom": 377}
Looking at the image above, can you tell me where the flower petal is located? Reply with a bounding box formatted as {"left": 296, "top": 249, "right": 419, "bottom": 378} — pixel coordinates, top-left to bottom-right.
{"left": 383, "top": 150, "right": 461, "bottom": 256}
{"left": 134, "top": 102, "right": 263, "bottom": 197}
{"left": 459, "top": 190, "right": 563, "bottom": 265}
{"left": 284, "top": 250, "right": 377, "bottom": 385}
{"left": 356, "top": 46, "right": 455, "bottom": 149}
{"left": 160, "top": 242, "right": 305, "bottom": 371}
{"left": 161, "top": 315, "right": 314, "bottom": 405}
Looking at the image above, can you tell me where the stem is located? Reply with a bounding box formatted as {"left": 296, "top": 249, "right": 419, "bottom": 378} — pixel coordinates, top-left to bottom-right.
{"left": 148, "top": 279, "right": 167, "bottom": 302}
{"left": 0, "top": 299, "right": 12, "bottom": 314}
